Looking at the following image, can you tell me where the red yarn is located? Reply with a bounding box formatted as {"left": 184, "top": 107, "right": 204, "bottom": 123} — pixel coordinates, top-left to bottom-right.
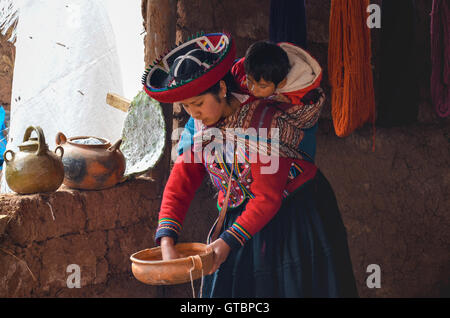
{"left": 328, "top": 0, "right": 376, "bottom": 151}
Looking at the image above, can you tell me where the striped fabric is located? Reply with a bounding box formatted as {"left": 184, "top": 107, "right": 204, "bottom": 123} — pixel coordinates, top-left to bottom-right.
{"left": 157, "top": 218, "right": 182, "bottom": 235}
{"left": 225, "top": 222, "right": 252, "bottom": 246}
{"left": 288, "top": 161, "right": 304, "bottom": 179}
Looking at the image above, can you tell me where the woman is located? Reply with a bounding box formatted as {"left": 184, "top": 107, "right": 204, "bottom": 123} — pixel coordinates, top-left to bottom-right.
{"left": 143, "top": 32, "right": 358, "bottom": 297}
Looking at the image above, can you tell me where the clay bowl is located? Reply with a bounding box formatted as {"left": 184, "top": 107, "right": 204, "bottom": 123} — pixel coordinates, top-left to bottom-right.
{"left": 130, "top": 243, "right": 214, "bottom": 285}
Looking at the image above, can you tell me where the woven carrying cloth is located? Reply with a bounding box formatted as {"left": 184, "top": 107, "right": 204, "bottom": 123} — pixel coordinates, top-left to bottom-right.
{"left": 193, "top": 90, "right": 326, "bottom": 161}
{"left": 142, "top": 32, "right": 236, "bottom": 103}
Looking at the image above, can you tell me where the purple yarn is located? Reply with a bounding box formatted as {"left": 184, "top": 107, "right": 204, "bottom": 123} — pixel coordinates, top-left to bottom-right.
{"left": 431, "top": 0, "right": 450, "bottom": 118}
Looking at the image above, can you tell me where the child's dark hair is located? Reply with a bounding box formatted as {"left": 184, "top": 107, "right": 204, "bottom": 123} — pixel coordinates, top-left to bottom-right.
{"left": 244, "top": 41, "right": 291, "bottom": 86}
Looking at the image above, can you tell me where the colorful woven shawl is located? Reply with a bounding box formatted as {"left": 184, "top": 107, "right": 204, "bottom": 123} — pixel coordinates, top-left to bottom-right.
{"left": 195, "top": 88, "right": 325, "bottom": 161}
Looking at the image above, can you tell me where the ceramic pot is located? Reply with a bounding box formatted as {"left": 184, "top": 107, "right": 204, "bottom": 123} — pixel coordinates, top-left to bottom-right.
{"left": 3, "top": 126, "right": 64, "bottom": 194}
{"left": 129, "top": 243, "right": 214, "bottom": 285}
{"left": 55, "top": 132, "right": 126, "bottom": 190}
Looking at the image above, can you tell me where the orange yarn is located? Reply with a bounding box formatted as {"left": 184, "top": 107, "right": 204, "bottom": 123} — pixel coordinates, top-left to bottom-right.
{"left": 328, "top": 0, "right": 376, "bottom": 151}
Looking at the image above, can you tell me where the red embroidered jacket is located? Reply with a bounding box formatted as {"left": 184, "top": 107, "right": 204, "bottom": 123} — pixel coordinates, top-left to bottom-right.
{"left": 155, "top": 89, "right": 325, "bottom": 250}
{"left": 155, "top": 149, "right": 317, "bottom": 250}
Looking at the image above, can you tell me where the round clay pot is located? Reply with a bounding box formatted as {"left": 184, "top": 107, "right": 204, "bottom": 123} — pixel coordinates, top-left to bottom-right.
{"left": 55, "top": 132, "right": 126, "bottom": 190}
{"left": 4, "top": 126, "right": 64, "bottom": 194}
{"left": 130, "top": 243, "right": 214, "bottom": 285}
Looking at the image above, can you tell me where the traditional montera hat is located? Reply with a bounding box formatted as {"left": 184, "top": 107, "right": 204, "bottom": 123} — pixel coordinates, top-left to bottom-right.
{"left": 142, "top": 32, "right": 236, "bottom": 103}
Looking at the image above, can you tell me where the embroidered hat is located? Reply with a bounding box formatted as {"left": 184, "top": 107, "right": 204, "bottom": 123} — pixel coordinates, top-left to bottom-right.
{"left": 142, "top": 32, "right": 236, "bottom": 103}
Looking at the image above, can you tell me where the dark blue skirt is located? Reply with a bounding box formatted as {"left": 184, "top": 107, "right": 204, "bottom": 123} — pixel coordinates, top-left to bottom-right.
{"left": 202, "top": 170, "right": 359, "bottom": 298}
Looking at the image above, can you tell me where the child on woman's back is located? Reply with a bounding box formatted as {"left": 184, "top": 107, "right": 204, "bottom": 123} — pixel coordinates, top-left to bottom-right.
{"left": 232, "top": 40, "right": 322, "bottom": 105}
{"left": 232, "top": 41, "right": 323, "bottom": 161}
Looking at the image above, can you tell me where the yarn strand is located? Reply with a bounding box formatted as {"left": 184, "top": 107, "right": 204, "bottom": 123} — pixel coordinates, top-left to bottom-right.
{"left": 189, "top": 256, "right": 204, "bottom": 298}
{"left": 328, "top": 0, "right": 376, "bottom": 150}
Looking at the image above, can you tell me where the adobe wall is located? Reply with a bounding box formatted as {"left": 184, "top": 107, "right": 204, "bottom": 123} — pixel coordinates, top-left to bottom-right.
{"left": 0, "top": 178, "right": 156, "bottom": 297}
{"left": 0, "top": 176, "right": 218, "bottom": 297}
{"left": 0, "top": 33, "right": 14, "bottom": 112}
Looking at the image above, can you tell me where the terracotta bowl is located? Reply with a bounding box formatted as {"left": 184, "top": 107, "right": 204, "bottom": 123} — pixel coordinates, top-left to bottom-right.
{"left": 130, "top": 243, "right": 214, "bottom": 285}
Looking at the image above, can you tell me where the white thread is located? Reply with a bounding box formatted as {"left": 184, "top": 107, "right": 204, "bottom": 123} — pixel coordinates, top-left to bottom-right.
{"left": 199, "top": 268, "right": 204, "bottom": 298}
{"left": 189, "top": 256, "right": 204, "bottom": 298}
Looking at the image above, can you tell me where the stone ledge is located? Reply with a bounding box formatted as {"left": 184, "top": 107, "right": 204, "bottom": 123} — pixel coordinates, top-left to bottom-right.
{"left": 0, "top": 177, "right": 160, "bottom": 246}
{"left": 0, "top": 176, "right": 163, "bottom": 297}
{"left": 0, "top": 175, "right": 217, "bottom": 297}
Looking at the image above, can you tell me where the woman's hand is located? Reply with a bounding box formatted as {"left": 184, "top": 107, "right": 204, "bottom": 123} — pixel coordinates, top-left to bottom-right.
{"left": 160, "top": 237, "right": 179, "bottom": 260}
{"left": 207, "top": 238, "right": 231, "bottom": 274}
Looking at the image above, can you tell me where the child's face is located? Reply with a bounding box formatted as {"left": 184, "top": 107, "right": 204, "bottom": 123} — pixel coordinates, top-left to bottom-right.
{"left": 246, "top": 75, "right": 276, "bottom": 98}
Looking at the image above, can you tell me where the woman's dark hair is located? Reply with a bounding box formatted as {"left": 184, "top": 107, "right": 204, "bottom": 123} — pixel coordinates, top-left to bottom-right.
{"left": 200, "top": 71, "right": 240, "bottom": 104}
{"left": 174, "top": 71, "right": 239, "bottom": 121}
{"left": 244, "top": 41, "right": 291, "bottom": 86}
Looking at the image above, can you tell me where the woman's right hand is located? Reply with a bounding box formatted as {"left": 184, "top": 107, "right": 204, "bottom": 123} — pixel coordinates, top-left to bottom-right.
{"left": 160, "top": 236, "right": 179, "bottom": 260}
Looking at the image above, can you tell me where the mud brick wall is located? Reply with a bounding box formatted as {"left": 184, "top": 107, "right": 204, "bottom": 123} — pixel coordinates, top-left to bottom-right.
{"left": 0, "top": 176, "right": 217, "bottom": 297}
{"left": 0, "top": 33, "right": 14, "bottom": 112}
{"left": 176, "top": 0, "right": 270, "bottom": 57}
{"left": 316, "top": 120, "right": 450, "bottom": 297}
{"left": 0, "top": 178, "right": 157, "bottom": 296}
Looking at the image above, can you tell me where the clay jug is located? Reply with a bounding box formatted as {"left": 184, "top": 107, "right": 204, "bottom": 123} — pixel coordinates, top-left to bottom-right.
{"left": 3, "top": 126, "right": 65, "bottom": 194}
{"left": 55, "top": 132, "right": 126, "bottom": 190}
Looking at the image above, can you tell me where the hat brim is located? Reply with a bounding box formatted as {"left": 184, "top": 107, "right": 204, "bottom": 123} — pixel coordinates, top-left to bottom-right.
{"left": 142, "top": 33, "right": 236, "bottom": 103}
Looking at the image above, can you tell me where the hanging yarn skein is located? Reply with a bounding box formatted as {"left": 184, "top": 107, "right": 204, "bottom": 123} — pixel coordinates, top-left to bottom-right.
{"left": 328, "top": 0, "right": 375, "bottom": 143}
{"left": 431, "top": 0, "right": 450, "bottom": 118}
